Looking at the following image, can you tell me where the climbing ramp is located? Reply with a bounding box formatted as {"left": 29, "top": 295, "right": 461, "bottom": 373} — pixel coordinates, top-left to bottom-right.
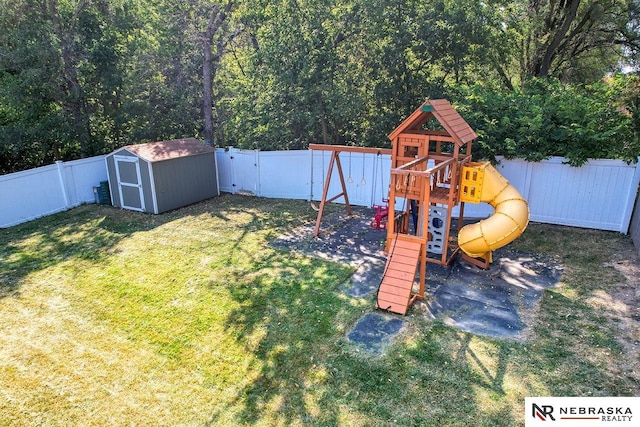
{"left": 377, "top": 238, "right": 422, "bottom": 315}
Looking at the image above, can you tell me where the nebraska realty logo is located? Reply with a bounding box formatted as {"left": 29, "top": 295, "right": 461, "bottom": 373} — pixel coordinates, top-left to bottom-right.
{"left": 525, "top": 397, "right": 639, "bottom": 425}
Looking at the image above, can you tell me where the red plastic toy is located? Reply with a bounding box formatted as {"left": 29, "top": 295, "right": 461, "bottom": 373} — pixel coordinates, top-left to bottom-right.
{"left": 370, "top": 198, "right": 389, "bottom": 230}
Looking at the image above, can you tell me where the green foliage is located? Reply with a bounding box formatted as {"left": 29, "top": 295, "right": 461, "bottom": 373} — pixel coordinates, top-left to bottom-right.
{"left": 510, "top": 0, "right": 637, "bottom": 82}
{"left": 0, "top": 0, "right": 205, "bottom": 174}
{"left": 1, "top": 0, "right": 639, "bottom": 173}
{"left": 452, "top": 76, "right": 639, "bottom": 166}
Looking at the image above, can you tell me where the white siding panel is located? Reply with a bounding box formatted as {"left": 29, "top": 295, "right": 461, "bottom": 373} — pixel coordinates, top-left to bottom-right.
{"left": 311, "top": 150, "right": 340, "bottom": 203}
{"left": 215, "top": 148, "right": 259, "bottom": 195}
{"left": 496, "top": 159, "right": 531, "bottom": 197}
{"left": 371, "top": 154, "right": 392, "bottom": 207}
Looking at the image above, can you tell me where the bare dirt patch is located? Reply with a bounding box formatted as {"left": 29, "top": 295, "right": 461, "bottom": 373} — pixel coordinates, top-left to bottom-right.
{"left": 600, "top": 252, "right": 640, "bottom": 394}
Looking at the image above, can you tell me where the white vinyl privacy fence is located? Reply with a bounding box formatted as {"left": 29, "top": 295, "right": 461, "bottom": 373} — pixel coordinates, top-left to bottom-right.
{"left": 0, "top": 157, "right": 107, "bottom": 228}
{"left": 2, "top": 147, "right": 639, "bottom": 235}
{"left": 216, "top": 147, "right": 640, "bottom": 233}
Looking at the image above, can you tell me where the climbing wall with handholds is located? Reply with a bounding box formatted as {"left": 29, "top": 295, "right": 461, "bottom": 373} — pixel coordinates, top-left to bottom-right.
{"left": 427, "top": 206, "right": 447, "bottom": 255}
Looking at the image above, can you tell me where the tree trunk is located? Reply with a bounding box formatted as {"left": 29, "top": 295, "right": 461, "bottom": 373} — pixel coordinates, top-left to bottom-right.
{"left": 527, "top": 0, "right": 582, "bottom": 77}
{"left": 203, "top": 25, "right": 215, "bottom": 145}
{"left": 317, "top": 93, "right": 329, "bottom": 145}
{"left": 538, "top": 0, "right": 581, "bottom": 77}
{"left": 48, "top": 0, "right": 92, "bottom": 156}
{"left": 202, "top": 1, "right": 233, "bottom": 146}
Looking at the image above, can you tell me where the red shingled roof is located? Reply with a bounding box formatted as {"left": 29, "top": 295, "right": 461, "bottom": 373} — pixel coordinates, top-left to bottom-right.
{"left": 387, "top": 99, "right": 478, "bottom": 145}
{"left": 124, "top": 138, "right": 215, "bottom": 162}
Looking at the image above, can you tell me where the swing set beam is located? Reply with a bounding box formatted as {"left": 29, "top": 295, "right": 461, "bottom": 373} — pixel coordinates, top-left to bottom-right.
{"left": 309, "top": 144, "right": 392, "bottom": 155}
{"left": 309, "top": 144, "right": 392, "bottom": 237}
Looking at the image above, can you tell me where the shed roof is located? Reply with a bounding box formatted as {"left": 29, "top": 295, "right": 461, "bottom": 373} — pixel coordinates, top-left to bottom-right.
{"left": 388, "top": 99, "right": 477, "bottom": 145}
{"left": 122, "top": 138, "right": 215, "bottom": 162}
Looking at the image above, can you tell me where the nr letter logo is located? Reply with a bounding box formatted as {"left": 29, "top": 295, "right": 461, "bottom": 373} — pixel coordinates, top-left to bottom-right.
{"left": 532, "top": 403, "right": 555, "bottom": 421}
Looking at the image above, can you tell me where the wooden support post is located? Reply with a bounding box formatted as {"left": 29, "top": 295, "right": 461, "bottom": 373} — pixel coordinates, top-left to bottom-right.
{"left": 313, "top": 151, "right": 352, "bottom": 237}
{"left": 334, "top": 152, "right": 352, "bottom": 215}
{"left": 443, "top": 159, "right": 457, "bottom": 265}
{"left": 417, "top": 174, "right": 430, "bottom": 300}
{"left": 385, "top": 174, "right": 398, "bottom": 251}
{"left": 461, "top": 252, "right": 492, "bottom": 270}
{"left": 458, "top": 201, "right": 466, "bottom": 238}
{"left": 310, "top": 144, "right": 391, "bottom": 238}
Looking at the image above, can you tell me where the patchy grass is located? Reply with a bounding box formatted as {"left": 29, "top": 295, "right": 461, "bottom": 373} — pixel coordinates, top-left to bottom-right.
{"left": 0, "top": 195, "right": 638, "bottom": 426}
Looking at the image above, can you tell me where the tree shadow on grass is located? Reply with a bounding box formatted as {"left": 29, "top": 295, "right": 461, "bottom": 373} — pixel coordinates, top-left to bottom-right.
{"left": 204, "top": 200, "right": 525, "bottom": 425}
{"left": 211, "top": 271, "right": 636, "bottom": 425}
{"left": 323, "top": 322, "right": 519, "bottom": 426}
{"left": 208, "top": 251, "right": 354, "bottom": 425}
{"left": 0, "top": 194, "right": 244, "bottom": 299}
{"left": 0, "top": 205, "right": 151, "bottom": 298}
{"left": 0, "top": 193, "right": 310, "bottom": 300}
{"left": 209, "top": 248, "right": 523, "bottom": 426}
{"left": 454, "top": 331, "right": 511, "bottom": 395}
{"left": 211, "top": 267, "right": 639, "bottom": 424}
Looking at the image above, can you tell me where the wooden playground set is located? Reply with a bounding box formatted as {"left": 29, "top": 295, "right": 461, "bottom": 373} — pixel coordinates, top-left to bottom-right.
{"left": 311, "top": 99, "right": 529, "bottom": 315}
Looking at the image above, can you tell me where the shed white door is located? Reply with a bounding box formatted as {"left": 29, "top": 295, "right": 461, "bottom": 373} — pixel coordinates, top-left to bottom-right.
{"left": 114, "top": 156, "right": 145, "bottom": 212}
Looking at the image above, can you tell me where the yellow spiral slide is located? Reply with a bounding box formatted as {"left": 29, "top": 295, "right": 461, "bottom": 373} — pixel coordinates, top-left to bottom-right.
{"left": 457, "top": 162, "right": 530, "bottom": 258}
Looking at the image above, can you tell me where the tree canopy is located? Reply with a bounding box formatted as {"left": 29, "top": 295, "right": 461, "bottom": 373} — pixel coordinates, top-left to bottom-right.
{"left": 1, "top": 0, "right": 639, "bottom": 173}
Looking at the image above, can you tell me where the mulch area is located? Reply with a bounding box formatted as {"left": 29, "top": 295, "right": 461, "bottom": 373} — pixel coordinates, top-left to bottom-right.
{"left": 272, "top": 205, "right": 562, "bottom": 353}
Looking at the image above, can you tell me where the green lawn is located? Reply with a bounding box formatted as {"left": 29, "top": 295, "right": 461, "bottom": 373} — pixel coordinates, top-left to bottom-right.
{"left": 0, "top": 194, "right": 638, "bottom": 426}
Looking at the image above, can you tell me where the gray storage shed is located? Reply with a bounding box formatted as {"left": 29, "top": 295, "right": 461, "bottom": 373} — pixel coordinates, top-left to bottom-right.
{"left": 105, "top": 138, "right": 219, "bottom": 214}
